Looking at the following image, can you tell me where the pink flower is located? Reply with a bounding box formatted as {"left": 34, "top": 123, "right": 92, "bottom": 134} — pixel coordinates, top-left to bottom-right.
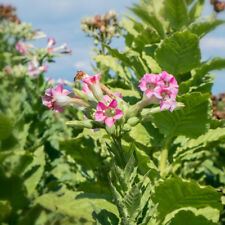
{"left": 95, "top": 99, "right": 124, "bottom": 128}
{"left": 47, "top": 37, "right": 56, "bottom": 48}
{"left": 47, "top": 77, "right": 55, "bottom": 84}
{"left": 41, "top": 84, "right": 71, "bottom": 112}
{"left": 82, "top": 73, "right": 103, "bottom": 101}
{"left": 16, "top": 40, "right": 27, "bottom": 54}
{"left": 139, "top": 73, "right": 163, "bottom": 99}
{"left": 103, "top": 93, "right": 123, "bottom": 104}
{"left": 28, "top": 60, "right": 48, "bottom": 78}
{"left": 82, "top": 84, "right": 95, "bottom": 100}
{"left": 139, "top": 72, "right": 179, "bottom": 112}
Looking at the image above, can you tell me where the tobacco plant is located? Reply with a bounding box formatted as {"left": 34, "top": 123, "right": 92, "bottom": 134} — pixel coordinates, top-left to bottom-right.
{"left": 0, "top": 0, "right": 225, "bottom": 225}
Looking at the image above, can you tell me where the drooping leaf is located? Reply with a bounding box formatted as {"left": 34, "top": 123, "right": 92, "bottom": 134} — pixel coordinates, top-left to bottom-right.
{"left": 155, "top": 31, "right": 201, "bottom": 75}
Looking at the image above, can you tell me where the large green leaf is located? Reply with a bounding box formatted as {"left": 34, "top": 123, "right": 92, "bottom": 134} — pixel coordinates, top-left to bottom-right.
{"left": 163, "top": 0, "right": 188, "bottom": 30}
{"left": 155, "top": 31, "right": 201, "bottom": 75}
{"left": 189, "top": 20, "right": 225, "bottom": 38}
{"left": 152, "top": 177, "right": 222, "bottom": 222}
{"left": 35, "top": 189, "right": 118, "bottom": 224}
{"left": 152, "top": 93, "right": 211, "bottom": 138}
{"left": 169, "top": 210, "right": 216, "bottom": 225}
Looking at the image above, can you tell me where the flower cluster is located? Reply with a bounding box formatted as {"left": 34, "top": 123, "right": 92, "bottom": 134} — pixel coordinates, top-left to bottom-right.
{"left": 15, "top": 37, "right": 71, "bottom": 78}
{"left": 42, "top": 71, "right": 179, "bottom": 129}
{"left": 139, "top": 71, "right": 178, "bottom": 112}
{"left": 28, "top": 59, "right": 47, "bottom": 78}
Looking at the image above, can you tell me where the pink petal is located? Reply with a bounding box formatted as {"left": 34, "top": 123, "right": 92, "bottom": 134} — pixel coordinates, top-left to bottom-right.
{"left": 97, "top": 102, "right": 107, "bottom": 111}
{"left": 145, "top": 89, "right": 153, "bottom": 99}
{"left": 62, "top": 89, "right": 71, "bottom": 96}
{"left": 139, "top": 82, "right": 147, "bottom": 91}
{"left": 53, "top": 84, "right": 63, "bottom": 95}
{"left": 113, "top": 109, "right": 124, "bottom": 119}
{"left": 95, "top": 111, "right": 105, "bottom": 121}
{"left": 103, "top": 95, "right": 112, "bottom": 103}
{"left": 114, "top": 92, "right": 123, "bottom": 99}
{"left": 108, "top": 99, "right": 117, "bottom": 108}
{"left": 105, "top": 117, "right": 115, "bottom": 128}
{"left": 96, "top": 73, "right": 101, "bottom": 81}
{"left": 82, "top": 77, "right": 91, "bottom": 85}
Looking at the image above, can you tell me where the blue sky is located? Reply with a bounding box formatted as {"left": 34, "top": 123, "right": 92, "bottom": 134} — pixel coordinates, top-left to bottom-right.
{"left": 4, "top": 0, "right": 225, "bottom": 94}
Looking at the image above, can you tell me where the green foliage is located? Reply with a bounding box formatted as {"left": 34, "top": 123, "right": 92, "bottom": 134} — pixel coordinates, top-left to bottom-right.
{"left": 152, "top": 93, "right": 211, "bottom": 138}
{"left": 152, "top": 177, "right": 222, "bottom": 223}
{"left": 155, "top": 31, "right": 201, "bottom": 75}
{"left": 1, "top": 0, "right": 225, "bottom": 224}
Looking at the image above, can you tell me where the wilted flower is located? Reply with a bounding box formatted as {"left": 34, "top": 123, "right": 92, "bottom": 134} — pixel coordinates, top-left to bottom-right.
{"left": 16, "top": 40, "right": 27, "bottom": 54}
{"left": 95, "top": 99, "right": 124, "bottom": 128}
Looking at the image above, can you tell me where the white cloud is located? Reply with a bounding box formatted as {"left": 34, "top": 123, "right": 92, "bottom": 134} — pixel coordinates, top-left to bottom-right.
{"left": 201, "top": 37, "right": 225, "bottom": 49}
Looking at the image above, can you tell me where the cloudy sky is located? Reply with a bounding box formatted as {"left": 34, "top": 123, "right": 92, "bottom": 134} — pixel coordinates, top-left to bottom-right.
{"left": 4, "top": 0, "right": 225, "bottom": 94}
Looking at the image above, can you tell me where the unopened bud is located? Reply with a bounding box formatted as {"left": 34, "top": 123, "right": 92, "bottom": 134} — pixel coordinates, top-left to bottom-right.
{"left": 127, "top": 117, "right": 140, "bottom": 126}
{"left": 66, "top": 120, "right": 93, "bottom": 129}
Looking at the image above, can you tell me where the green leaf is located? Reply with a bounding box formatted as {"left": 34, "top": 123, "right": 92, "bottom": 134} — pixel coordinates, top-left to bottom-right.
{"left": 128, "top": 3, "right": 165, "bottom": 38}
{"left": 142, "top": 51, "right": 161, "bottom": 73}
{"left": 163, "top": 0, "right": 188, "bottom": 30}
{"left": 152, "top": 93, "right": 211, "bottom": 138}
{"left": 0, "top": 200, "right": 12, "bottom": 221}
{"left": 0, "top": 168, "right": 28, "bottom": 211}
{"left": 152, "top": 177, "right": 222, "bottom": 222}
{"left": 92, "top": 55, "right": 129, "bottom": 82}
{"left": 174, "top": 127, "right": 225, "bottom": 158}
{"left": 60, "top": 136, "right": 103, "bottom": 170}
{"left": 189, "top": 0, "right": 204, "bottom": 23}
{"left": 0, "top": 114, "right": 13, "bottom": 141}
{"left": 35, "top": 189, "right": 118, "bottom": 224}
{"left": 189, "top": 20, "right": 225, "bottom": 38}
{"left": 180, "top": 57, "right": 225, "bottom": 93}
{"left": 92, "top": 208, "right": 119, "bottom": 225}
{"left": 155, "top": 31, "right": 201, "bottom": 75}
{"left": 123, "top": 185, "right": 141, "bottom": 220}
{"left": 23, "top": 146, "right": 45, "bottom": 197}
{"left": 169, "top": 210, "right": 216, "bottom": 225}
